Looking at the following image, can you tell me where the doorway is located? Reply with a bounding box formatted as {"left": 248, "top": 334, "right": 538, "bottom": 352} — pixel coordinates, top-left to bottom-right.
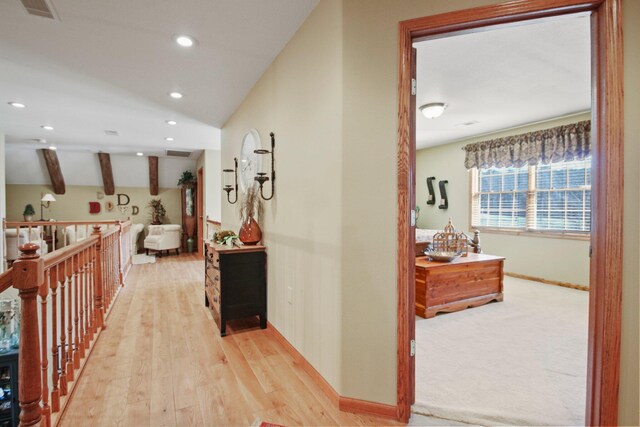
{"left": 396, "top": 1, "right": 623, "bottom": 425}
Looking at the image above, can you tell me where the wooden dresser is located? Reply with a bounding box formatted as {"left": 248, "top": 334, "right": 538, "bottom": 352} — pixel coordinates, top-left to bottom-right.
{"left": 205, "top": 242, "right": 267, "bottom": 336}
{"left": 415, "top": 253, "right": 505, "bottom": 318}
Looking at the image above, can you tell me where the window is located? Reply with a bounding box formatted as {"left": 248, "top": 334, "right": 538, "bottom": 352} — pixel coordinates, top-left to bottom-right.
{"left": 471, "top": 158, "right": 591, "bottom": 235}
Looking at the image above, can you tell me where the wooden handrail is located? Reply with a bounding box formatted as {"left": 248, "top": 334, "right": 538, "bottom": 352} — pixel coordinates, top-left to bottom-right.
{"left": 0, "top": 269, "right": 12, "bottom": 294}
{"left": 6, "top": 218, "right": 134, "bottom": 427}
{"left": 4, "top": 220, "right": 121, "bottom": 228}
{"left": 42, "top": 236, "right": 99, "bottom": 268}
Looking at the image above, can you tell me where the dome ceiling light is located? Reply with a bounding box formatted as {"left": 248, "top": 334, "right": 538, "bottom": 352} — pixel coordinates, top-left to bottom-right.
{"left": 419, "top": 102, "right": 448, "bottom": 119}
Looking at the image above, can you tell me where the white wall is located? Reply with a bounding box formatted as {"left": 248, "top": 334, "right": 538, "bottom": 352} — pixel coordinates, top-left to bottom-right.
{"left": 5, "top": 148, "right": 196, "bottom": 188}
{"left": 416, "top": 114, "right": 591, "bottom": 286}
{"left": 221, "top": 0, "right": 343, "bottom": 392}
{"left": 204, "top": 150, "right": 221, "bottom": 221}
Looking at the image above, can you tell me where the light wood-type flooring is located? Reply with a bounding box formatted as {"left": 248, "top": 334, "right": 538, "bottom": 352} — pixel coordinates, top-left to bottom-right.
{"left": 59, "top": 254, "right": 401, "bottom": 427}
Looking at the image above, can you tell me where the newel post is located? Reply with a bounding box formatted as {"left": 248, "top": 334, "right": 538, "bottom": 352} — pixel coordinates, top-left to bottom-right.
{"left": 13, "top": 243, "right": 44, "bottom": 427}
{"left": 92, "top": 226, "right": 105, "bottom": 329}
{"left": 117, "top": 222, "right": 124, "bottom": 287}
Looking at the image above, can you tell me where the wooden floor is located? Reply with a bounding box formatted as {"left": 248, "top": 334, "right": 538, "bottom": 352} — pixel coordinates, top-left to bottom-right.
{"left": 59, "top": 254, "right": 400, "bottom": 427}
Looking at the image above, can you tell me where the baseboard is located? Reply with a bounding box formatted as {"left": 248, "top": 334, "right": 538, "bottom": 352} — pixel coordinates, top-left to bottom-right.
{"left": 266, "top": 321, "right": 339, "bottom": 406}
{"left": 505, "top": 272, "right": 589, "bottom": 291}
{"left": 338, "top": 396, "right": 398, "bottom": 420}
{"left": 266, "top": 321, "right": 398, "bottom": 420}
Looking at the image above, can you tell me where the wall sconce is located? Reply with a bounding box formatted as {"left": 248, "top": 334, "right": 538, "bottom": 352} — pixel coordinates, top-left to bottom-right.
{"left": 223, "top": 158, "right": 238, "bottom": 204}
{"left": 254, "top": 132, "right": 276, "bottom": 201}
{"left": 40, "top": 193, "right": 56, "bottom": 220}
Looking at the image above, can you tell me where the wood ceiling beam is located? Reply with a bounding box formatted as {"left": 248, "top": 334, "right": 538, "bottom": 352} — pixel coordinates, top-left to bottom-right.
{"left": 149, "top": 156, "right": 159, "bottom": 196}
{"left": 39, "top": 148, "right": 66, "bottom": 194}
{"left": 97, "top": 153, "right": 115, "bottom": 195}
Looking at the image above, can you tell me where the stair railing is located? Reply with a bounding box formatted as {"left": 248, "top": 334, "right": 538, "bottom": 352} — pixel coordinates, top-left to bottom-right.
{"left": 0, "top": 219, "right": 133, "bottom": 426}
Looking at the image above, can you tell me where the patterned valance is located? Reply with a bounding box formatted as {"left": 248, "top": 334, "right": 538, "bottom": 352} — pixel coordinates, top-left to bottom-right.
{"left": 463, "top": 120, "right": 591, "bottom": 169}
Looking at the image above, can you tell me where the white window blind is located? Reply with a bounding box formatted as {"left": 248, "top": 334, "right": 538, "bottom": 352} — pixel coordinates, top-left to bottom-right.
{"left": 471, "top": 158, "right": 591, "bottom": 234}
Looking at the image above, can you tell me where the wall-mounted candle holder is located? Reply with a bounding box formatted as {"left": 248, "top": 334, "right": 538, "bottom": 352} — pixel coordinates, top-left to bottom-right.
{"left": 254, "top": 132, "right": 276, "bottom": 201}
{"left": 438, "top": 180, "right": 449, "bottom": 210}
{"left": 426, "top": 177, "right": 436, "bottom": 205}
{"left": 223, "top": 158, "right": 238, "bottom": 204}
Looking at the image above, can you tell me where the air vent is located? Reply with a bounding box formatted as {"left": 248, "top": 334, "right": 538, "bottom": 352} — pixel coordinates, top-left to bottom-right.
{"left": 104, "top": 130, "right": 119, "bottom": 136}
{"left": 166, "top": 149, "right": 192, "bottom": 158}
{"left": 19, "top": 0, "right": 57, "bottom": 19}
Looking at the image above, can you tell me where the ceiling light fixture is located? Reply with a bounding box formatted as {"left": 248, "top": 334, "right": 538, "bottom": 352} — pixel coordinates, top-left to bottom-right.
{"left": 137, "top": 152, "right": 143, "bottom": 156}
{"left": 165, "top": 137, "right": 174, "bottom": 142}
{"left": 48, "top": 146, "right": 57, "bottom": 150}
{"left": 41, "top": 125, "right": 54, "bottom": 131}
{"left": 8, "top": 102, "right": 26, "bottom": 108}
{"left": 166, "top": 120, "right": 177, "bottom": 125}
{"left": 419, "top": 102, "right": 448, "bottom": 119}
{"left": 169, "top": 92, "right": 183, "bottom": 99}
{"left": 175, "top": 35, "right": 196, "bottom": 47}
{"left": 32, "top": 139, "right": 47, "bottom": 143}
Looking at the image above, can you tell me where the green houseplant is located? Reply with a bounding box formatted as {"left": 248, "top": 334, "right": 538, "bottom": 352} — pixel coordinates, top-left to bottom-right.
{"left": 147, "top": 199, "right": 166, "bottom": 225}
{"left": 23, "top": 204, "right": 35, "bottom": 222}
{"left": 177, "top": 170, "right": 197, "bottom": 189}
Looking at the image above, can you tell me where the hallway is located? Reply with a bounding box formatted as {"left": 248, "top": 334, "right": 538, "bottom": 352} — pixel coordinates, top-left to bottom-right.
{"left": 59, "top": 254, "right": 398, "bottom": 426}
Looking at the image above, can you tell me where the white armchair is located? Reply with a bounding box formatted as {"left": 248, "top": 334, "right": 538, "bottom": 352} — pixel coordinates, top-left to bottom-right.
{"left": 4, "top": 226, "right": 48, "bottom": 262}
{"left": 144, "top": 224, "right": 182, "bottom": 257}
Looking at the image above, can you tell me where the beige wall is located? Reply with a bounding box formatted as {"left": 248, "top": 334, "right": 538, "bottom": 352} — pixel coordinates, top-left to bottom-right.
{"left": 220, "top": 0, "right": 638, "bottom": 423}
{"left": 416, "top": 113, "right": 591, "bottom": 286}
{"left": 6, "top": 184, "right": 181, "bottom": 231}
{"left": 197, "top": 149, "right": 222, "bottom": 240}
{"left": 221, "top": 0, "right": 344, "bottom": 391}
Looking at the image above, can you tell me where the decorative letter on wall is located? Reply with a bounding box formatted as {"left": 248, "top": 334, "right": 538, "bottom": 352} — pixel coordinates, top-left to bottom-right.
{"left": 438, "top": 180, "right": 449, "bottom": 210}
{"left": 89, "top": 202, "right": 101, "bottom": 214}
{"left": 117, "top": 193, "right": 130, "bottom": 206}
{"left": 426, "top": 177, "right": 436, "bottom": 205}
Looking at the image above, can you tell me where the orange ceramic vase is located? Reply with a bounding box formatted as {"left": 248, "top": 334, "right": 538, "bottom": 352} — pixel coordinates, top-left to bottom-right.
{"left": 239, "top": 216, "right": 262, "bottom": 245}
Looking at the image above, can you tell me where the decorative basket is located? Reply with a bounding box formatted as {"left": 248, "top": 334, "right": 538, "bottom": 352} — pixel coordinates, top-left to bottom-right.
{"left": 431, "top": 219, "right": 468, "bottom": 256}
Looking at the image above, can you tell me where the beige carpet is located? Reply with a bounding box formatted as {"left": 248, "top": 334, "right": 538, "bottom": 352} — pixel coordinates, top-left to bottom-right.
{"left": 414, "top": 276, "right": 588, "bottom": 426}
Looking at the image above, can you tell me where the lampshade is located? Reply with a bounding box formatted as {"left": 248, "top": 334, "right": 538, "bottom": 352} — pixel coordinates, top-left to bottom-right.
{"left": 419, "top": 102, "right": 447, "bottom": 119}
{"left": 41, "top": 193, "right": 56, "bottom": 202}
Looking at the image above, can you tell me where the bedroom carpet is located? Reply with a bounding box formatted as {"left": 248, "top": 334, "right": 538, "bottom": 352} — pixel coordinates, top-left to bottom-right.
{"left": 413, "top": 276, "right": 588, "bottom": 426}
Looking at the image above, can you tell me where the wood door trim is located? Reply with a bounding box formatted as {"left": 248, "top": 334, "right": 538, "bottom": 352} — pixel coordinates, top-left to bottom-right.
{"left": 397, "top": 0, "right": 623, "bottom": 424}
{"left": 197, "top": 167, "right": 204, "bottom": 257}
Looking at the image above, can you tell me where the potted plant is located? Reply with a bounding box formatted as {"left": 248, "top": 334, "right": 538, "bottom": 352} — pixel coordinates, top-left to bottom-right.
{"left": 238, "top": 186, "right": 263, "bottom": 245}
{"left": 177, "top": 170, "right": 197, "bottom": 189}
{"left": 23, "top": 204, "right": 35, "bottom": 222}
{"left": 147, "top": 199, "right": 166, "bottom": 225}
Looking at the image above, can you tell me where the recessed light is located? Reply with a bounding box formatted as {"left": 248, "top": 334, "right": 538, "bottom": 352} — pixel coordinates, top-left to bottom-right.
{"left": 169, "top": 92, "right": 183, "bottom": 99}
{"left": 48, "top": 146, "right": 57, "bottom": 151}
{"left": 105, "top": 130, "right": 119, "bottom": 136}
{"left": 166, "top": 120, "right": 177, "bottom": 125}
{"left": 41, "top": 125, "right": 54, "bottom": 131}
{"left": 8, "top": 102, "right": 26, "bottom": 108}
{"left": 165, "top": 137, "right": 174, "bottom": 142}
{"left": 175, "top": 35, "right": 196, "bottom": 47}
{"left": 419, "top": 102, "right": 447, "bottom": 119}
{"left": 137, "top": 152, "right": 143, "bottom": 156}
{"left": 32, "top": 139, "right": 47, "bottom": 143}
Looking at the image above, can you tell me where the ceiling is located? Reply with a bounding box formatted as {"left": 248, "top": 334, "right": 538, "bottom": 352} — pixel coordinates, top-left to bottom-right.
{"left": 414, "top": 14, "right": 591, "bottom": 150}
{"left": 0, "top": 0, "right": 318, "bottom": 155}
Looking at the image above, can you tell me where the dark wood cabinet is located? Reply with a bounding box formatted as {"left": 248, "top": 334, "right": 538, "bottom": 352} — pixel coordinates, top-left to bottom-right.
{"left": 0, "top": 350, "right": 18, "bottom": 427}
{"left": 205, "top": 242, "right": 267, "bottom": 336}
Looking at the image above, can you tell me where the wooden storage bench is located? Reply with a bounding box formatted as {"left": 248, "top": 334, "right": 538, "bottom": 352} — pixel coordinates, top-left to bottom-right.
{"left": 415, "top": 253, "right": 505, "bottom": 318}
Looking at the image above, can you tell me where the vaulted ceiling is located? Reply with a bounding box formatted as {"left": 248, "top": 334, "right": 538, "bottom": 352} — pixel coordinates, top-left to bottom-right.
{"left": 0, "top": 0, "right": 318, "bottom": 155}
